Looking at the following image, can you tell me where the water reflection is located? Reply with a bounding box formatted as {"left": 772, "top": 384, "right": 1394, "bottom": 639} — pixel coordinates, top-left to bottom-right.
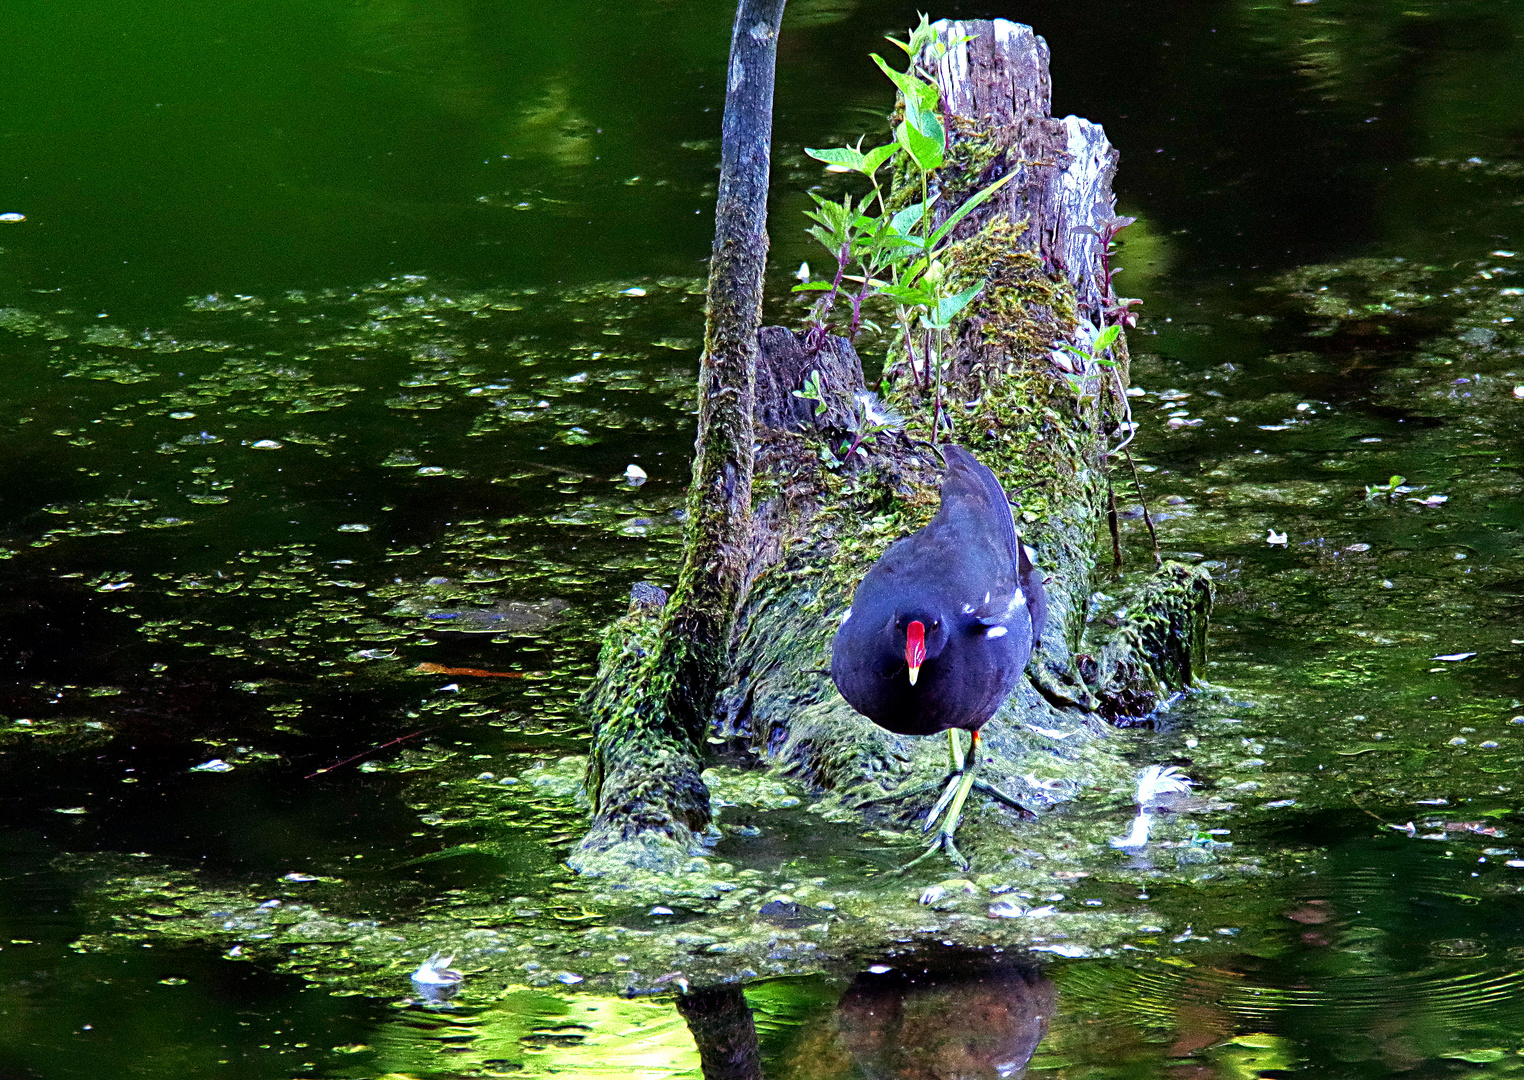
{"left": 762, "top": 953, "right": 1054, "bottom": 1080}
{"left": 678, "top": 985, "right": 764, "bottom": 1080}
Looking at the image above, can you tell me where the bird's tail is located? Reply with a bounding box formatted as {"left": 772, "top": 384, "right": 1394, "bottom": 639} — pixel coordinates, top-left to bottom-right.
{"left": 937, "top": 444, "right": 1018, "bottom": 558}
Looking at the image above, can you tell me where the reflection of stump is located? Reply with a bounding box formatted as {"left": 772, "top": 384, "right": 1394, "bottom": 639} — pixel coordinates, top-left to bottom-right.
{"left": 576, "top": 18, "right": 1211, "bottom": 873}
{"left": 834, "top": 958, "right": 1055, "bottom": 1080}
{"left": 677, "top": 986, "right": 763, "bottom": 1080}
{"left": 771, "top": 951, "right": 1055, "bottom": 1080}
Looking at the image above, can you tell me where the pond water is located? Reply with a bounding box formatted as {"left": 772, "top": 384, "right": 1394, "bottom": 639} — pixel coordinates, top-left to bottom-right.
{"left": 1, "top": 0, "right": 1521, "bottom": 1077}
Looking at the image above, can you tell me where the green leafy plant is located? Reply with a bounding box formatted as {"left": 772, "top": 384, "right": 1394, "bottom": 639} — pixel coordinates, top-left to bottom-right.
{"left": 794, "top": 15, "right": 1013, "bottom": 439}
{"left": 792, "top": 370, "right": 904, "bottom": 468}
{"left": 790, "top": 369, "right": 828, "bottom": 417}
{"left": 1056, "top": 323, "right": 1124, "bottom": 411}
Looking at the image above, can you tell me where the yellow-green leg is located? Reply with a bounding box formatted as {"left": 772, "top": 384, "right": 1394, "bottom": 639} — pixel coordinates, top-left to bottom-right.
{"left": 900, "top": 730, "right": 980, "bottom": 871}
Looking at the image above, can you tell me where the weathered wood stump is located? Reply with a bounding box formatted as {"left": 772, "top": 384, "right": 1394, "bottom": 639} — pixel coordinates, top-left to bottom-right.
{"left": 573, "top": 18, "right": 1211, "bottom": 875}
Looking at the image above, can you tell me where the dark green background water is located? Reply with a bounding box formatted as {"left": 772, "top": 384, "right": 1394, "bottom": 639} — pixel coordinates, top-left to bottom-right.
{"left": 1, "top": 0, "right": 1522, "bottom": 1077}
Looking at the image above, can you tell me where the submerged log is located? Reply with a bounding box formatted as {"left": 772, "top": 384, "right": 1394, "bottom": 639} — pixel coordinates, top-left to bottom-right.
{"left": 574, "top": 18, "right": 1211, "bottom": 875}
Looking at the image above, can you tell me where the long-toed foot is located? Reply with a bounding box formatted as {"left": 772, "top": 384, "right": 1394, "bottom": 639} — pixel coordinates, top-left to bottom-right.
{"left": 893, "top": 757, "right": 979, "bottom": 873}
{"left": 893, "top": 731, "right": 1034, "bottom": 872}
{"left": 898, "top": 826, "right": 970, "bottom": 872}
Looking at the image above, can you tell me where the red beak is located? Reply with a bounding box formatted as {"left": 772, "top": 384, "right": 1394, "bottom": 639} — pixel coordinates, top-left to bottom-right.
{"left": 905, "top": 620, "right": 926, "bottom": 685}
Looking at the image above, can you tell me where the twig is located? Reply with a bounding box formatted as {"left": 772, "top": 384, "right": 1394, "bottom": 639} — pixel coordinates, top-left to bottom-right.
{"left": 305, "top": 727, "right": 437, "bottom": 779}
{"left": 1107, "top": 482, "right": 1122, "bottom": 572}
{"left": 1121, "top": 444, "right": 1161, "bottom": 566}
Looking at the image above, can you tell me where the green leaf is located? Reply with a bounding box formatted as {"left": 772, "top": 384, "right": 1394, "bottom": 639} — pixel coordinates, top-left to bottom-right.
{"left": 897, "top": 117, "right": 944, "bottom": 172}
{"left": 927, "top": 170, "right": 1017, "bottom": 247}
{"left": 898, "top": 14, "right": 939, "bottom": 59}
{"left": 805, "top": 145, "right": 867, "bottom": 172}
{"left": 934, "top": 281, "right": 984, "bottom": 325}
{"left": 871, "top": 53, "right": 939, "bottom": 111}
{"left": 1093, "top": 324, "right": 1123, "bottom": 352}
{"left": 791, "top": 282, "right": 834, "bottom": 292}
{"left": 875, "top": 282, "right": 936, "bottom": 307}
{"left": 906, "top": 102, "right": 945, "bottom": 150}
{"left": 805, "top": 226, "right": 838, "bottom": 255}
{"left": 862, "top": 142, "right": 899, "bottom": 175}
{"left": 890, "top": 200, "right": 929, "bottom": 236}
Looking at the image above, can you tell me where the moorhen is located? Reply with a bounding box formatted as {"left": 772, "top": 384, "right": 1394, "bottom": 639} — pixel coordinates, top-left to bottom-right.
{"left": 831, "top": 444, "right": 1046, "bottom": 868}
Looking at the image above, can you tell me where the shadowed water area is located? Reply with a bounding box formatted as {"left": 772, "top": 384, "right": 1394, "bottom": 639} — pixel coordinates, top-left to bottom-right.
{"left": 1, "top": 0, "right": 1522, "bottom": 1077}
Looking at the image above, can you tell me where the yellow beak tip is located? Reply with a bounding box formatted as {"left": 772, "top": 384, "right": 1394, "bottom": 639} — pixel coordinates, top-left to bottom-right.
{"left": 907, "top": 665, "right": 920, "bottom": 686}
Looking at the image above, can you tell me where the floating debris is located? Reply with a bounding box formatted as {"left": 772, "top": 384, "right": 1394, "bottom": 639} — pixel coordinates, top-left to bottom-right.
{"left": 410, "top": 952, "right": 463, "bottom": 986}
{"left": 412, "top": 662, "right": 531, "bottom": 679}
{"left": 1136, "top": 765, "right": 1194, "bottom": 806}
{"left": 988, "top": 899, "right": 1056, "bottom": 919}
{"left": 919, "top": 879, "right": 977, "bottom": 906}
{"left": 391, "top": 596, "right": 568, "bottom": 635}
{"left": 1109, "top": 813, "right": 1152, "bottom": 849}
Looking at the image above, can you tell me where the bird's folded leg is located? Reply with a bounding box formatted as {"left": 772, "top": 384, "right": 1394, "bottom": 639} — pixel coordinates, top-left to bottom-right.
{"left": 946, "top": 728, "right": 966, "bottom": 772}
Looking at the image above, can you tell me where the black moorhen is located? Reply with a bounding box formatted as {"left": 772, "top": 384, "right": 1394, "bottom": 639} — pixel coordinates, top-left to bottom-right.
{"left": 831, "top": 444, "right": 1046, "bottom": 868}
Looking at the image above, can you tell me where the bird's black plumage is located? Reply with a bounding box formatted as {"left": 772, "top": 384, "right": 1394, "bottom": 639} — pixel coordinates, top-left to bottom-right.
{"left": 830, "top": 444, "right": 1045, "bottom": 737}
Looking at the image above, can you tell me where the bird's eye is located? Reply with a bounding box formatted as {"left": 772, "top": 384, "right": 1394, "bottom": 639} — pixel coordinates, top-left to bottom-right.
{"left": 931, "top": 619, "right": 940, "bottom": 629}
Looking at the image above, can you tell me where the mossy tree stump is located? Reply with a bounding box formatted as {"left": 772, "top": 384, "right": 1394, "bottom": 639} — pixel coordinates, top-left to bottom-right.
{"left": 574, "top": 18, "right": 1211, "bottom": 875}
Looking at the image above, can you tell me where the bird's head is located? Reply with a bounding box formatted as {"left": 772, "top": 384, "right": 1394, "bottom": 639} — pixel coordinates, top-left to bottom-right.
{"left": 896, "top": 612, "right": 945, "bottom": 685}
